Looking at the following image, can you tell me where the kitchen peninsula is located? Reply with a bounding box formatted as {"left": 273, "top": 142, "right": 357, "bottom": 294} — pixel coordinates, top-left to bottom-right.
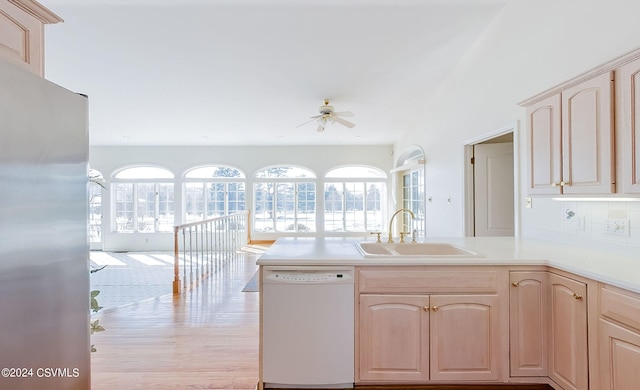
{"left": 257, "top": 236, "right": 640, "bottom": 390}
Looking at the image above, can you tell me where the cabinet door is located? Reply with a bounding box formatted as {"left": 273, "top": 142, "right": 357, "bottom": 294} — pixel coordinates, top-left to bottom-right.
{"left": 429, "top": 294, "right": 501, "bottom": 381}
{"left": 549, "top": 273, "right": 588, "bottom": 390}
{"left": 0, "top": 0, "right": 46, "bottom": 76}
{"left": 358, "top": 294, "right": 430, "bottom": 382}
{"left": 527, "top": 94, "right": 563, "bottom": 194}
{"left": 599, "top": 319, "right": 640, "bottom": 390}
{"left": 509, "top": 272, "right": 549, "bottom": 377}
{"left": 617, "top": 57, "right": 640, "bottom": 193}
{"left": 561, "top": 71, "right": 615, "bottom": 194}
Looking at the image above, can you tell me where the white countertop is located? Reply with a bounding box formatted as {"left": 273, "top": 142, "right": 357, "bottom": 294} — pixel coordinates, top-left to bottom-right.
{"left": 256, "top": 236, "right": 640, "bottom": 294}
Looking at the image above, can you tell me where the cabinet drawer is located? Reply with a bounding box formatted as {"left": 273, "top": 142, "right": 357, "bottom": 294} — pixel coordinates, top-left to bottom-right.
{"left": 600, "top": 286, "right": 640, "bottom": 331}
{"left": 358, "top": 268, "right": 500, "bottom": 294}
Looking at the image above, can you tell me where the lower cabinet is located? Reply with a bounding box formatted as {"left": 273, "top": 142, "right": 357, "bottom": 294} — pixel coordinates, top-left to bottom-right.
{"left": 358, "top": 294, "right": 429, "bottom": 382}
{"left": 354, "top": 266, "right": 640, "bottom": 390}
{"left": 598, "top": 319, "right": 640, "bottom": 390}
{"left": 510, "top": 271, "right": 588, "bottom": 389}
{"left": 509, "top": 271, "right": 549, "bottom": 377}
{"left": 598, "top": 285, "right": 640, "bottom": 390}
{"left": 549, "top": 273, "right": 589, "bottom": 390}
{"left": 358, "top": 293, "right": 501, "bottom": 382}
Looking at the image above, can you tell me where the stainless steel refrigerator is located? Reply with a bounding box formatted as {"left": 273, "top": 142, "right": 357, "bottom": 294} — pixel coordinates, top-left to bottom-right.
{"left": 0, "top": 58, "right": 90, "bottom": 389}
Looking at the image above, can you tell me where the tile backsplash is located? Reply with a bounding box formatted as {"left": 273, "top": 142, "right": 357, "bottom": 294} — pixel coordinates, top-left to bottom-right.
{"left": 523, "top": 198, "right": 640, "bottom": 257}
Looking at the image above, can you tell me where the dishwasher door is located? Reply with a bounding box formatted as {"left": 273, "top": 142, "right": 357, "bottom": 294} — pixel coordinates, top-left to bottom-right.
{"left": 262, "top": 266, "right": 355, "bottom": 389}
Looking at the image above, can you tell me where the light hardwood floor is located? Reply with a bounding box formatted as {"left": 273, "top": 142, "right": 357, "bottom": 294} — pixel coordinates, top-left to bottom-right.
{"left": 90, "top": 248, "right": 262, "bottom": 389}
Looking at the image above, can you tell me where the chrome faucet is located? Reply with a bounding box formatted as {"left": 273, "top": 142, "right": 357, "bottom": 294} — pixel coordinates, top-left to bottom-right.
{"left": 388, "top": 208, "right": 415, "bottom": 243}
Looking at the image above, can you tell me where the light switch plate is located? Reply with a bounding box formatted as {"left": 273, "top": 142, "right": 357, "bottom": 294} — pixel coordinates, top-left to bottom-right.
{"left": 605, "top": 219, "right": 630, "bottom": 236}
{"left": 525, "top": 197, "right": 532, "bottom": 208}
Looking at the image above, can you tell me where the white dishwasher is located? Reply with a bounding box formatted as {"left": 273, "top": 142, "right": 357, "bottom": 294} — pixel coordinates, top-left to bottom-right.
{"left": 262, "top": 266, "right": 355, "bottom": 389}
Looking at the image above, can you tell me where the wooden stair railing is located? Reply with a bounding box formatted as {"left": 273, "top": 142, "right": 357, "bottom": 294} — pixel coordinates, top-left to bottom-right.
{"left": 173, "top": 211, "right": 250, "bottom": 294}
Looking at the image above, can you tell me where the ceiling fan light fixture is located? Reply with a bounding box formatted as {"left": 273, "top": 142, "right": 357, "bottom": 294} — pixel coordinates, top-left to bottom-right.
{"left": 298, "top": 99, "right": 355, "bottom": 131}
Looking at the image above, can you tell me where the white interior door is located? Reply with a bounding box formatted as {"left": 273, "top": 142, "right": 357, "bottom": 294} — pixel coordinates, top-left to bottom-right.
{"left": 473, "top": 142, "right": 514, "bottom": 236}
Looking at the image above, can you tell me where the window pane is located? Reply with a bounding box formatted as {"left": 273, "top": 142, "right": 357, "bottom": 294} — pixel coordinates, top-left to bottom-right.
{"left": 207, "top": 182, "right": 226, "bottom": 218}
{"left": 275, "top": 183, "right": 295, "bottom": 231}
{"left": 157, "top": 183, "right": 174, "bottom": 232}
{"left": 184, "top": 183, "right": 205, "bottom": 222}
{"left": 402, "top": 170, "right": 424, "bottom": 238}
{"left": 89, "top": 182, "right": 102, "bottom": 242}
{"left": 228, "top": 182, "right": 246, "bottom": 213}
{"left": 255, "top": 166, "right": 315, "bottom": 178}
{"left": 326, "top": 166, "right": 386, "bottom": 179}
{"left": 365, "top": 183, "right": 384, "bottom": 231}
{"left": 136, "top": 183, "right": 155, "bottom": 232}
{"left": 324, "top": 183, "right": 344, "bottom": 232}
{"left": 115, "top": 166, "right": 173, "bottom": 179}
{"left": 185, "top": 165, "right": 244, "bottom": 179}
{"left": 344, "top": 182, "right": 365, "bottom": 231}
{"left": 324, "top": 181, "right": 385, "bottom": 233}
{"left": 254, "top": 182, "right": 274, "bottom": 232}
{"left": 296, "top": 183, "right": 315, "bottom": 232}
{"left": 114, "top": 183, "right": 133, "bottom": 233}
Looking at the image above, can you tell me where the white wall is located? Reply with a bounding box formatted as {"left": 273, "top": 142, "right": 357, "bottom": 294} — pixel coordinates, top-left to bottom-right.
{"left": 395, "top": 0, "right": 640, "bottom": 255}
{"left": 90, "top": 144, "right": 393, "bottom": 251}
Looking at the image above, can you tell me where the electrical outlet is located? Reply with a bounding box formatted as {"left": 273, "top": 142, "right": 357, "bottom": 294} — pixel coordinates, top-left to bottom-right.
{"left": 525, "top": 197, "right": 532, "bottom": 209}
{"left": 605, "top": 219, "right": 630, "bottom": 236}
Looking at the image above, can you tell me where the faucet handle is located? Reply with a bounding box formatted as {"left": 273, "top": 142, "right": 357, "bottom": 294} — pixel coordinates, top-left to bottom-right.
{"left": 399, "top": 231, "right": 411, "bottom": 243}
{"left": 370, "top": 231, "right": 382, "bottom": 243}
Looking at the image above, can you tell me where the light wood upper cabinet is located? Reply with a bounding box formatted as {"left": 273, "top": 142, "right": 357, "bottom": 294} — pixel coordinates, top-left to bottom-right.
{"left": 509, "top": 271, "right": 549, "bottom": 377}
{"left": 617, "top": 57, "right": 640, "bottom": 193}
{"left": 549, "top": 273, "right": 589, "bottom": 390}
{"left": 527, "top": 94, "right": 563, "bottom": 194}
{"left": 0, "top": 0, "right": 62, "bottom": 76}
{"left": 525, "top": 72, "right": 615, "bottom": 195}
{"left": 561, "top": 72, "right": 615, "bottom": 194}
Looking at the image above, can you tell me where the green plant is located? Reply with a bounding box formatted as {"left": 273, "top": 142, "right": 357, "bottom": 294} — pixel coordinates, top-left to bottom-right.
{"left": 89, "top": 170, "right": 107, "bottom": 352}
{"left": 90, "top": 265, "right": 106, "bottom": 352}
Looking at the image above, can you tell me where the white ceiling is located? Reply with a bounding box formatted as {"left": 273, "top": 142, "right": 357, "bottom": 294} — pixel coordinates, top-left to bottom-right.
{"left": 42, "top": 0, "right": 505, "bottom": 146}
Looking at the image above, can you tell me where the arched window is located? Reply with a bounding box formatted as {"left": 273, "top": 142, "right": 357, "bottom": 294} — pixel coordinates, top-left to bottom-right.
{"left": 324, "top": 166, "right": 387, "bottom": 233}
{"left": 394, "top": 145, "right": 426, "bottom": 239}
{"left": 253, "top": 166, "right": 316, "bottom": 233}
{"left": 183, "top": 165, "right": 246, "bottom": 223}
{"left": 111, "top": 166, "right": 175, "bottom": 233}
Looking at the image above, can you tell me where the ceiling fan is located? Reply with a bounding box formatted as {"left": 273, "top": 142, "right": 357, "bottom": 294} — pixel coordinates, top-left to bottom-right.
{"left": 297, "top": 99, "right": 355, "bottom": 132}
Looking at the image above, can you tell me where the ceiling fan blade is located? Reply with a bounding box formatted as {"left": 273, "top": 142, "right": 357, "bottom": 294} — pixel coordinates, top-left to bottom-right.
{"left": 332, "top": 115, "right": 355, "bottom": 128}
{"left": 296, "top": 114, "right": 326, "bottom": 128}
{"left": 296, "top": 118, "right": 316, "bottom": 128}
{"left": 332, "top": 111, "right": 354, "bottom": 117}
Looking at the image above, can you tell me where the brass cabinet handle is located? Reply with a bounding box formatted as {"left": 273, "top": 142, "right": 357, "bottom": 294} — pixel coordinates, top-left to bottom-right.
{"left": 573, "top": 293, "right": 583, "bottom": 300}
{"left": 423, "top": 306, "right": 430, "bottom": 312}
{"left": 552, "top": 182, "right": 558, "bottom": 187}
{"left": 512, "top": 282, "right": 519, "bottom": 287}
{"left": 432, "top": 306, "right": 438, "bottom": 312}
{"left": 561, "top": 181, "right": 571, "bottom": 186}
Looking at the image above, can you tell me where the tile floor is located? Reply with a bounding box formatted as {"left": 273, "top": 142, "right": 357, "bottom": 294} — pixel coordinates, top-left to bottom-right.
{"left": 90, "top": 251, "right": 175, "bottom": 312}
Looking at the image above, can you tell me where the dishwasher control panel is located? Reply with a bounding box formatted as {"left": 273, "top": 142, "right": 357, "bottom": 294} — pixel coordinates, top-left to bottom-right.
{"left": 263, "top": 267, "right": 354, "bottom": 284}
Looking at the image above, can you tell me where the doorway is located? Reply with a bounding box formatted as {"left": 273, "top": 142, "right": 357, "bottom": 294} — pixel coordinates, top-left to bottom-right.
{"left": 464, "top": 124, "right": 518, "bottom": 237}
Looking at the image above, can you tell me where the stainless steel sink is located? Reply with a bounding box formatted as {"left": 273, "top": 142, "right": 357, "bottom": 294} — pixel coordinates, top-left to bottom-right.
{"left": 355, "top": 242, "right": 480, "bottom": 258}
